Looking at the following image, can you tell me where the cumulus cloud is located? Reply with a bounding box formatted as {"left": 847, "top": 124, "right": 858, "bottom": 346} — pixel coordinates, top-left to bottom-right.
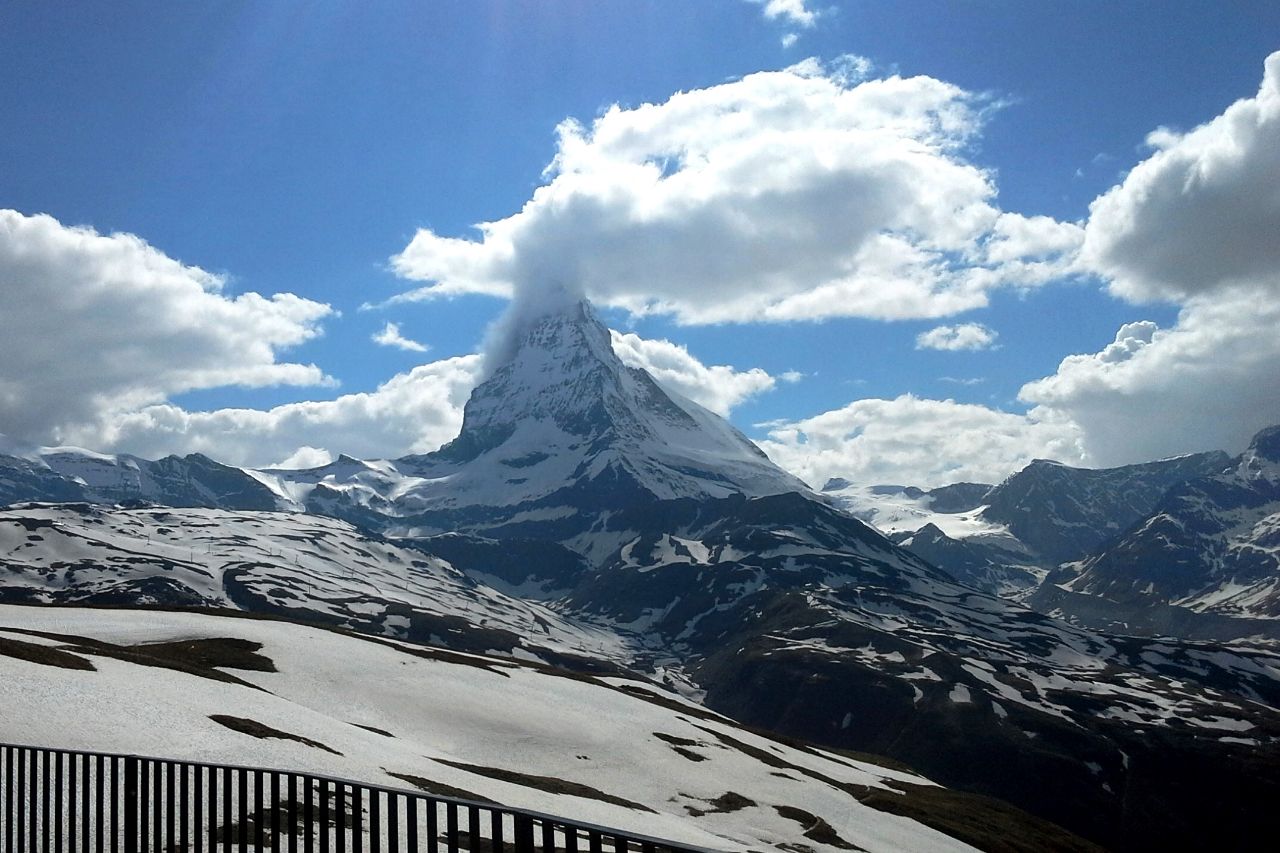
{"left": 389, "top": 60, "right": 1079, "bottom": 326}
{"left": 1083, "top": 51, "right": 1280, "bottom": 302}
{"left": 78, "top": 356, "right": 484, "bottom": 467}
{"left": 768, "top": 54, "right": 1280, "bottom": 487}
{"left": 757, "top": 394, "right": 1085, "bottom": 489}
{"left": 1018, "top": 52, "right": 1280, "bottom": 466}
{"left": 915, "top": 322, "right": 998, "bottom": 351}
{"left": 0, "top": 210, "right": 334, "bottom": 445}
{"left": 1019, "top": 289, "right": 1280, "bottom": 466}
{"left": 609, "top": 330, "right": 780, "bottom": 416}
{"left": 372, "top": 321, "right": 429, "bottom": 353}
{"left": 748, "top": 0, "right": 819, "bottom": 28}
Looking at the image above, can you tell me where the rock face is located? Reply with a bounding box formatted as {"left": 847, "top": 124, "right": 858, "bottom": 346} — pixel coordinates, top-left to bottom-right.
{"left": 979, "top": 452, "right": 1232, "bottom": 565}
{"left": 890, "top": 523, "right": 1041, "bottom": 596}
{"left": 1033, "top": 425, "right": 1280, "bottom": 639}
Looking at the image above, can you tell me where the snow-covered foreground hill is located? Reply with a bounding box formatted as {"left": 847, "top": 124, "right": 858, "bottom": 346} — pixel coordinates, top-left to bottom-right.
{"left": 0, "top": 604, "right": 1089, "bottom": 853}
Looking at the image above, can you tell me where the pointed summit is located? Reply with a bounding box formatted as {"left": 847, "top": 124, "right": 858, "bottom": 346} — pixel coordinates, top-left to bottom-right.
{"left": 396, "top": 298, "right": 807, "bottom": 518}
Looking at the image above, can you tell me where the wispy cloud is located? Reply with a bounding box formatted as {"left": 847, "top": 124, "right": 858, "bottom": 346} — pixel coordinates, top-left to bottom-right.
{"left": 916, "top": 323, "right": 999, "bottom": 351}
{"left": 372, "top": 321, "right": 429, "bottom": 353}
{"left": 747, "top": 0, "right": 819, "bottom": 28}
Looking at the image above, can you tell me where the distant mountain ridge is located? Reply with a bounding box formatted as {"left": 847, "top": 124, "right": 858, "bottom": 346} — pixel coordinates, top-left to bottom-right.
{"left": 0, "top": 442, "right": 279, "bottom": 510}
{"left": 979, "top": 451, "right": 1233, "bottom": 565}
{"left": 824, "top": 450, "right": 1236, "bottom": 598}
{"left": 1032, "top": 425, "right": 1280, "bottom": 639}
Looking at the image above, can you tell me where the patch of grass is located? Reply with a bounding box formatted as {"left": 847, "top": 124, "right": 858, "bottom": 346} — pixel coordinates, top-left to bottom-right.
{"left": 5, "top": 628, "right": 275, "bottom": 689}
{"left": 0, "top": 635, "right": 95, "bottom": 670}
{"left": 774, "top": 806, "right": 863, "bottom": 851}
{"left": 652, "top": 731, "right": 699, "bottom": 747}
{"left": 385, "top": 770, "right": 497, "bottom": 804}
{"left": 850, "top": 781, "right": 1105, "bottom": 853}
{"left": 685, "top": 791, "right": 755, "bottom": 817}
{"left": 671, "top": 746, "right": 706, "bottom": 762}
{"left": 694, "top": 723, "right": 1100, "bottom": 853}
{"left": 209, "top": 715, "right": 341, "bottom": 755}
{"left": 434, "top": 758, "right": 656, "bottom": 813}
{"left": 652, "top": 731, "right": 708, "bottom": 762}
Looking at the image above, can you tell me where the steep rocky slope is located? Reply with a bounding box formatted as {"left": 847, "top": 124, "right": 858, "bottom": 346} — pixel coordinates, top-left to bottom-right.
{"left": 1033, "top": 426, "right": 1280, "bottom": 640}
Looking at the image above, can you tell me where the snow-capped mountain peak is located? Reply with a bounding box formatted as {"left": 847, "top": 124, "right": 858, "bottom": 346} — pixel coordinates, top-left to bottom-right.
{"left": 390, "top": 299, "right": 807, "bottom": 516}
{"left": 1237, "top": 424, "right": 1280, "bottom": 486}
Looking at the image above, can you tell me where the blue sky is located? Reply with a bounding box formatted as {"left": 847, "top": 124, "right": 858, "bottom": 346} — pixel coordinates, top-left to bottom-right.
{"left": 2, "top": 2, "right": 1279, "bottom": 485}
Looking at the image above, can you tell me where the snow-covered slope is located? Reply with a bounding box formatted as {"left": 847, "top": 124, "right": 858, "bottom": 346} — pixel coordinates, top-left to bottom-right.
{"left": 0, "top": 503, "right": 635, "bottom": 673}
{"left": 0, "top": 603, "right": 1080, "bottom": 853}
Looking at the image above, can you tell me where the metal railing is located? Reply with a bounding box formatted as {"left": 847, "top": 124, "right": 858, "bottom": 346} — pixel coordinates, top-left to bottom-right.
{"left": 0, "top": 743, "right": 720, "bottom": 853}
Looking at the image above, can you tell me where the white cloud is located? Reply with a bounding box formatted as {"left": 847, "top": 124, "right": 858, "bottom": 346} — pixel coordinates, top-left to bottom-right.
{"left": 609, "top": 331, "right": 780, "bottom": 416}
{"left": 1018, "top": 52, "right": 1280, "bottom": 467}
{"left": 0, "top": 210, "right": 334, "bottom": 445}
{"left": 757, "top": 394, "right": 1085, "bottom": 489}
{"left": 767, "top": 54, "right": 1280, "bottom": 487}
{"left": 270, "top": 446, "right": 334, "bottom": 470}
{"left": 80, "top": 356, "right": 483, "bottom": 467}
{"left": 748, "top": 0, "right": 819, "bottom": 28}
{"left": 1083, "top": 51, "right": 1280, "bottom": 302}
{"left": 372, "top": 321, "right": 429, "bottom": 353}
{"left": 915, "top": 322, "right": 998, "bottom": 351}
{"left": 1019, "top": 288, "right": 1280, "bottom": 466}
{"left": 780, "top": 32, "right": 799, "bottom": 49}
{"left": 389, "top": 61, "right": 1079, "bottom": 325}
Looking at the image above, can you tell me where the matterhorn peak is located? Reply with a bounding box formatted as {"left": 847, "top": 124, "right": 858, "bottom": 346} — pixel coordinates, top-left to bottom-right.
{"left": 398, "top": 295, "right": 808, "bottom": 517}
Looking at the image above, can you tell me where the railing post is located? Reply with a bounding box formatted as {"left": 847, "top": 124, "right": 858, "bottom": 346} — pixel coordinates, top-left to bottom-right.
{"left": 123, "top": 756, "right": 139, "bottom": 853}
{"left": 514, "top": 814, "right": 535, "bottom": 853}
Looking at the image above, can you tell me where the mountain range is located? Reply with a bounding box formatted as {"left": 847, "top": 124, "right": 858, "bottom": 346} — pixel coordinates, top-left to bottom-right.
{"left": 2, "top": 299, "right": 1278, "bottom": 852}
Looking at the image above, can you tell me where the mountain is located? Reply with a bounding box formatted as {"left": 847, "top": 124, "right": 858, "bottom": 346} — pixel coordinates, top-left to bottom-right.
{"left": 890, "top": 523, "right": 1043, "bottom": 596}
{"left": 543, "top": 489, "right": 1280, "bottom": 852}
{"left": 243, "top": 301, "right": 807, "bottom": 544}
{"left": 1031, "top": 425, "right": 1280, "bottom": 640}
{"left": 980, "top": 452, "right": 1232, "bottom": 565}
{"left": 4, "top": 300, "right": 1280, "bottom": 850}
